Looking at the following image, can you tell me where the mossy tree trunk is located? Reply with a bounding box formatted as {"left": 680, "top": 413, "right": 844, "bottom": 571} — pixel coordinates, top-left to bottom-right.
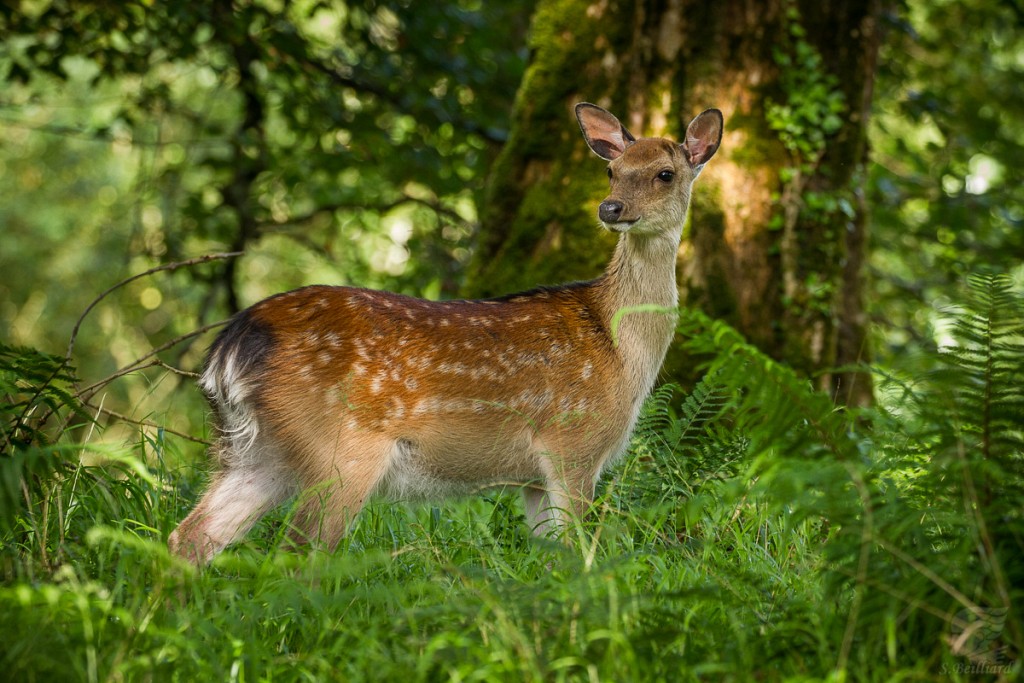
{"left": 464, "top": 0, "right": 882, "bottom": 406}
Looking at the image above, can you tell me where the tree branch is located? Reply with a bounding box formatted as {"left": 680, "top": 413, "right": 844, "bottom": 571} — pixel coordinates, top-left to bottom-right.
{"left": 82, "top": 402, "right": 213, "bottom": 446}
{"left": 65, "top": 252, "right": 242, "bottom": 363}
{"left": 75, "top": 320, "right": 227, "bottom": 403}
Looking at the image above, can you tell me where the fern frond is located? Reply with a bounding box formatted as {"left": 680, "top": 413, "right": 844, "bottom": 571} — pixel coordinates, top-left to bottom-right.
{"left": 862, "top": 273, "right": 1024, "bottom": 660}
{"left": 673, "top": 374, "right": 730, "bottom": 451}
{"left": 934, "top": 273, "right": 1024, "bottom": 465}
{"left": 633, "top": 382, "right": 678, "bottom": 448}
{"left": 0, "top": 342, "right": 93, "bottom": 534}
{"left": 677, "top": 308, "right": 860, "bottom": 465}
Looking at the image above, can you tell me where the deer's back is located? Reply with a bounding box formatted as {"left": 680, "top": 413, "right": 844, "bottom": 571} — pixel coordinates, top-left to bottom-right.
{"left": 203, "top": 284, "right": 633, "bottom": 489}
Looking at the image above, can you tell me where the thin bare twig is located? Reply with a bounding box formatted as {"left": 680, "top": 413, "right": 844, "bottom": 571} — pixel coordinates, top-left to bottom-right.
{"left": 836, "top": 462, "right": 875, "bottom": 675}
{"left": 153, "top": 359, "right": 201, "bottom": 379}
{"left": 65, "top": 251, "right": 242, "bottom": 362}
{"left": 871, "top": 534, "right": 982, "bottom": 616}
{"left": 75, "top": 320, "right": 227, "bottom": 403}
{"left": 831, "top": 565, "right": 958, "bottom": 625}
{"left": 20, "top": 253, "right": 236, "bottom": 441}
{"left": 82, "top": 402, "right": 213, "bottom": 446}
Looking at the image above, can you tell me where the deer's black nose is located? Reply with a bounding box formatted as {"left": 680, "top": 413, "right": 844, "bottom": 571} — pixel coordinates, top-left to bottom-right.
{"left": 599, "top": 200, "right": 624, "bottom": 223}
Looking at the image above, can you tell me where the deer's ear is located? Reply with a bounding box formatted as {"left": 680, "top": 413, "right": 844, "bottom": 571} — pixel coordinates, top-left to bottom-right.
{"left": 682, "top": 108, "right": 723, "bottom": 174}
{"left": 576, "top": 103, "right": 636, "bottom": 161}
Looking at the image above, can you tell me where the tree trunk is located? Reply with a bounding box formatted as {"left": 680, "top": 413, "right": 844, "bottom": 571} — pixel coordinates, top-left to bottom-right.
{"left": 465, "top": 0, "right": 881, "bottom": 406}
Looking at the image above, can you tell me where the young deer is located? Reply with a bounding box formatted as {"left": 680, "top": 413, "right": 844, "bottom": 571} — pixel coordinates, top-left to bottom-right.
{"left": 169, "top": 103, "right": 723, "bottom": 564}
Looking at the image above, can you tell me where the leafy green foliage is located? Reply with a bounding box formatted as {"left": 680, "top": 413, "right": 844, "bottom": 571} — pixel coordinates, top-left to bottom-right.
{"left": 766, "top": 3, "right": 847, "bottom": 162}
{"left": 610, "top": 378, "right": 742, "bottom": 534}
{"left": 869, "top": 273, "right": 1024, "bottom": 656}
{"left": 1, "top": 0, "right": 531, "bottom": 295}
{"left": 0, "top": 0, "right": 533, "bottom": 446}
{"left": 0, "top": 343, "right": 90, "bottom": 534}
{"left": 616, "top": 275, "right": 1023, "bottom": 674}
{"left": 1, "top": 274, "right": 1022, "bottom": 679}
{"left": 0, "top": 344, "right": 84, "bottom": 450}
{"left": 870, "top": 0, "right": 1024, "bottom": 359}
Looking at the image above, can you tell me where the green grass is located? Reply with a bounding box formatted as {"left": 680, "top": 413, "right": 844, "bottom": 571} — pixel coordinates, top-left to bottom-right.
{"left": 2, "top": 275, "right": 1022, "bottom": 681}
{"left": 0, "top": 432, "right": 1002, "bottom": 682}
{"left": 1, "top": 450, "right": 843, "bottom": 682}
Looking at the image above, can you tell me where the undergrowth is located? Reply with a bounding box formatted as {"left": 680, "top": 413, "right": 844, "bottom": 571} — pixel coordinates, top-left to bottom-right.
{"left": 1, "top": 274, "right": 1021, "bottom": 681}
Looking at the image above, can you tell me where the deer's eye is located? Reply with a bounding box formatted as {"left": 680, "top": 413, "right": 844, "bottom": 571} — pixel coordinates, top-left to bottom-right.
{"left": 606, "top": 167, "right": 613, "bottom": 180}
{"left": 657, "top": 170, "right": 675, "bottom": 183}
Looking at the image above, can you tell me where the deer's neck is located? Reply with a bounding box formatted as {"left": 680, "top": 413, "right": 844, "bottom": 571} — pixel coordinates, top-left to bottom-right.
{"left": 596, "top": 229, "right": 681, "bottom": 398}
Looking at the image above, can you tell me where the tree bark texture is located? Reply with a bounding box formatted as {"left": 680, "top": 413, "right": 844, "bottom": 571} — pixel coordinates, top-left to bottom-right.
{"left": 465, "top": 0, "right": 881, "bottom": 406}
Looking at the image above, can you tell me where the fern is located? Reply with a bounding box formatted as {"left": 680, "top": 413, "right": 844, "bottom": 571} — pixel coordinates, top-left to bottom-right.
{"left": 621, "top": 278, "right": 1023, "bottom": 668}
{"left": 869, "top": 273, "right": 1024, "bottom": 660}
{"left": 0, "top": 344, "right": 89, "bottom": 450}
{"left": 632, "top": 376, "right": 732, "bottom": 467}
{"left": 611, "top": 307, "right": 865, "bottom": 550}
{"left": 0, "top": 343, "right": 91, "bottom": 535}
{"left": 632, "top": 382, "right": 679, "bottom": 448}
{"left": 942, "top": 273, "right": 1024, "bottom": 468}
{"left": 676, "top": 306, "right": 866, "bottom": 521}
{"left": 614, "top": 372, "right": 739, "bottom": 519}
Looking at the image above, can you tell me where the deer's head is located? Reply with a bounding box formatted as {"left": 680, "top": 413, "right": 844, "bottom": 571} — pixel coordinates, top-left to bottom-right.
{"left": 576, "top": 103, "right": 723, "bottom": 237}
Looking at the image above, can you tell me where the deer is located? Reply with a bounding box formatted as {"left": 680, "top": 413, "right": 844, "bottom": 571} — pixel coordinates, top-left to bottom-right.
{"left": 168, "top": 102, "right": 723, "bottom": 564}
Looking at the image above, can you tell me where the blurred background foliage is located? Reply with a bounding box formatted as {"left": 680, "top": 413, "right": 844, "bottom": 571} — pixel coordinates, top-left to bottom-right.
{"left": 1, "top": 0, "right": 534, "bottom": 448}
{"left": 0, "top": 1, "right": 1022, "bottom": 677}
{"left": 0, "top": 0, "right": 1021, "bottom": 449}
{"left": 869, "top": 0, "right": 1024, "bottom": 359}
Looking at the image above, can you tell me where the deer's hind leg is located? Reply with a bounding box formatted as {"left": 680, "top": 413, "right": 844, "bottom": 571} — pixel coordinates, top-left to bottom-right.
{"left": 285, "top": 432, "right": 396, "bottom": 552}
{"left": 169, "top": 440, "right": 296, "bottom": 565}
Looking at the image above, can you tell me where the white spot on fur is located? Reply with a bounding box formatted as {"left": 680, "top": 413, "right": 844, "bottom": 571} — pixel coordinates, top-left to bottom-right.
{"left": 390, "top": 398, "right": 405, "bottom": 419}
{"left": 442, "top": 399, "right": 469, "bottom": 412}
{"left": 581, "top": 361, "right": 593, "bottom": 380}
{"left": 514, "top": 389, "right": 553, "bottom": 411}
{"left": 412, "top": 397, "right": 440, "bottom": 415}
